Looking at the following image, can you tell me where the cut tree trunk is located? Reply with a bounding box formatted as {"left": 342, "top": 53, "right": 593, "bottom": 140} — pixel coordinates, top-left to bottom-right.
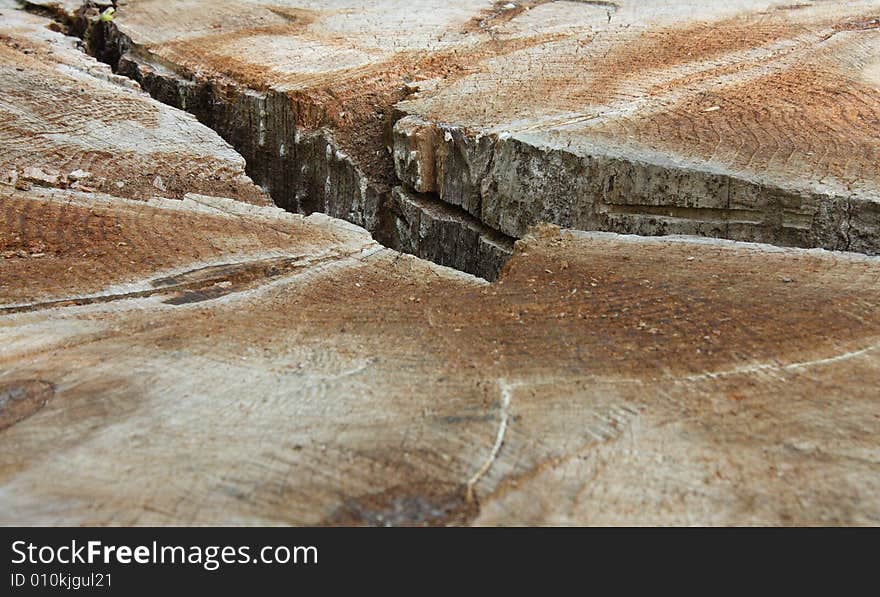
{"left": 1, "top": 1, "right": 878, "bottom": 525}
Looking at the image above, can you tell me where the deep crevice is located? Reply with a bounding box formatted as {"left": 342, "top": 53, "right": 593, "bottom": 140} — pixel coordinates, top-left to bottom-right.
{"left": 38, "top": 4, "right": 513, "bottom": 281}
{"left": 25, "top": 2, "right": 876, "bottom": 276}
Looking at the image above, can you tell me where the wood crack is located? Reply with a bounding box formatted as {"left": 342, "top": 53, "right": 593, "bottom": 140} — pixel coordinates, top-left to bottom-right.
{"left": 466, "top": 379, "right": 513, "bottom": 502}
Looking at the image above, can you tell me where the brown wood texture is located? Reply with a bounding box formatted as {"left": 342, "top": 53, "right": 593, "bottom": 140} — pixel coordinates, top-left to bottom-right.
{"left": 0, "top": 1, "right": 878, "bottom": 525}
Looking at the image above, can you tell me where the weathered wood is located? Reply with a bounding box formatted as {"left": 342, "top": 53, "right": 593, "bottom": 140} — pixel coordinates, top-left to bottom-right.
{"left": 2, "top": 186, "right": 879, "bottom": 524}
{"left": 395, "top": 0, "right": 880, "bottom": 253}
{"left": 27, "top": 0, "right": 880, "bottom": 278}
{"left": 0, "top": 5, "right": 267, "bottom": 205}
{"left": 1, "top": 2, "right": 878, "bottom": 525}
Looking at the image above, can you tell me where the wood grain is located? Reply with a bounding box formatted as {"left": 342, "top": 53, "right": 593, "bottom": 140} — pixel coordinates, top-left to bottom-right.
{"left": 1, "top": 1, "right": 878, "bottom": 525}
